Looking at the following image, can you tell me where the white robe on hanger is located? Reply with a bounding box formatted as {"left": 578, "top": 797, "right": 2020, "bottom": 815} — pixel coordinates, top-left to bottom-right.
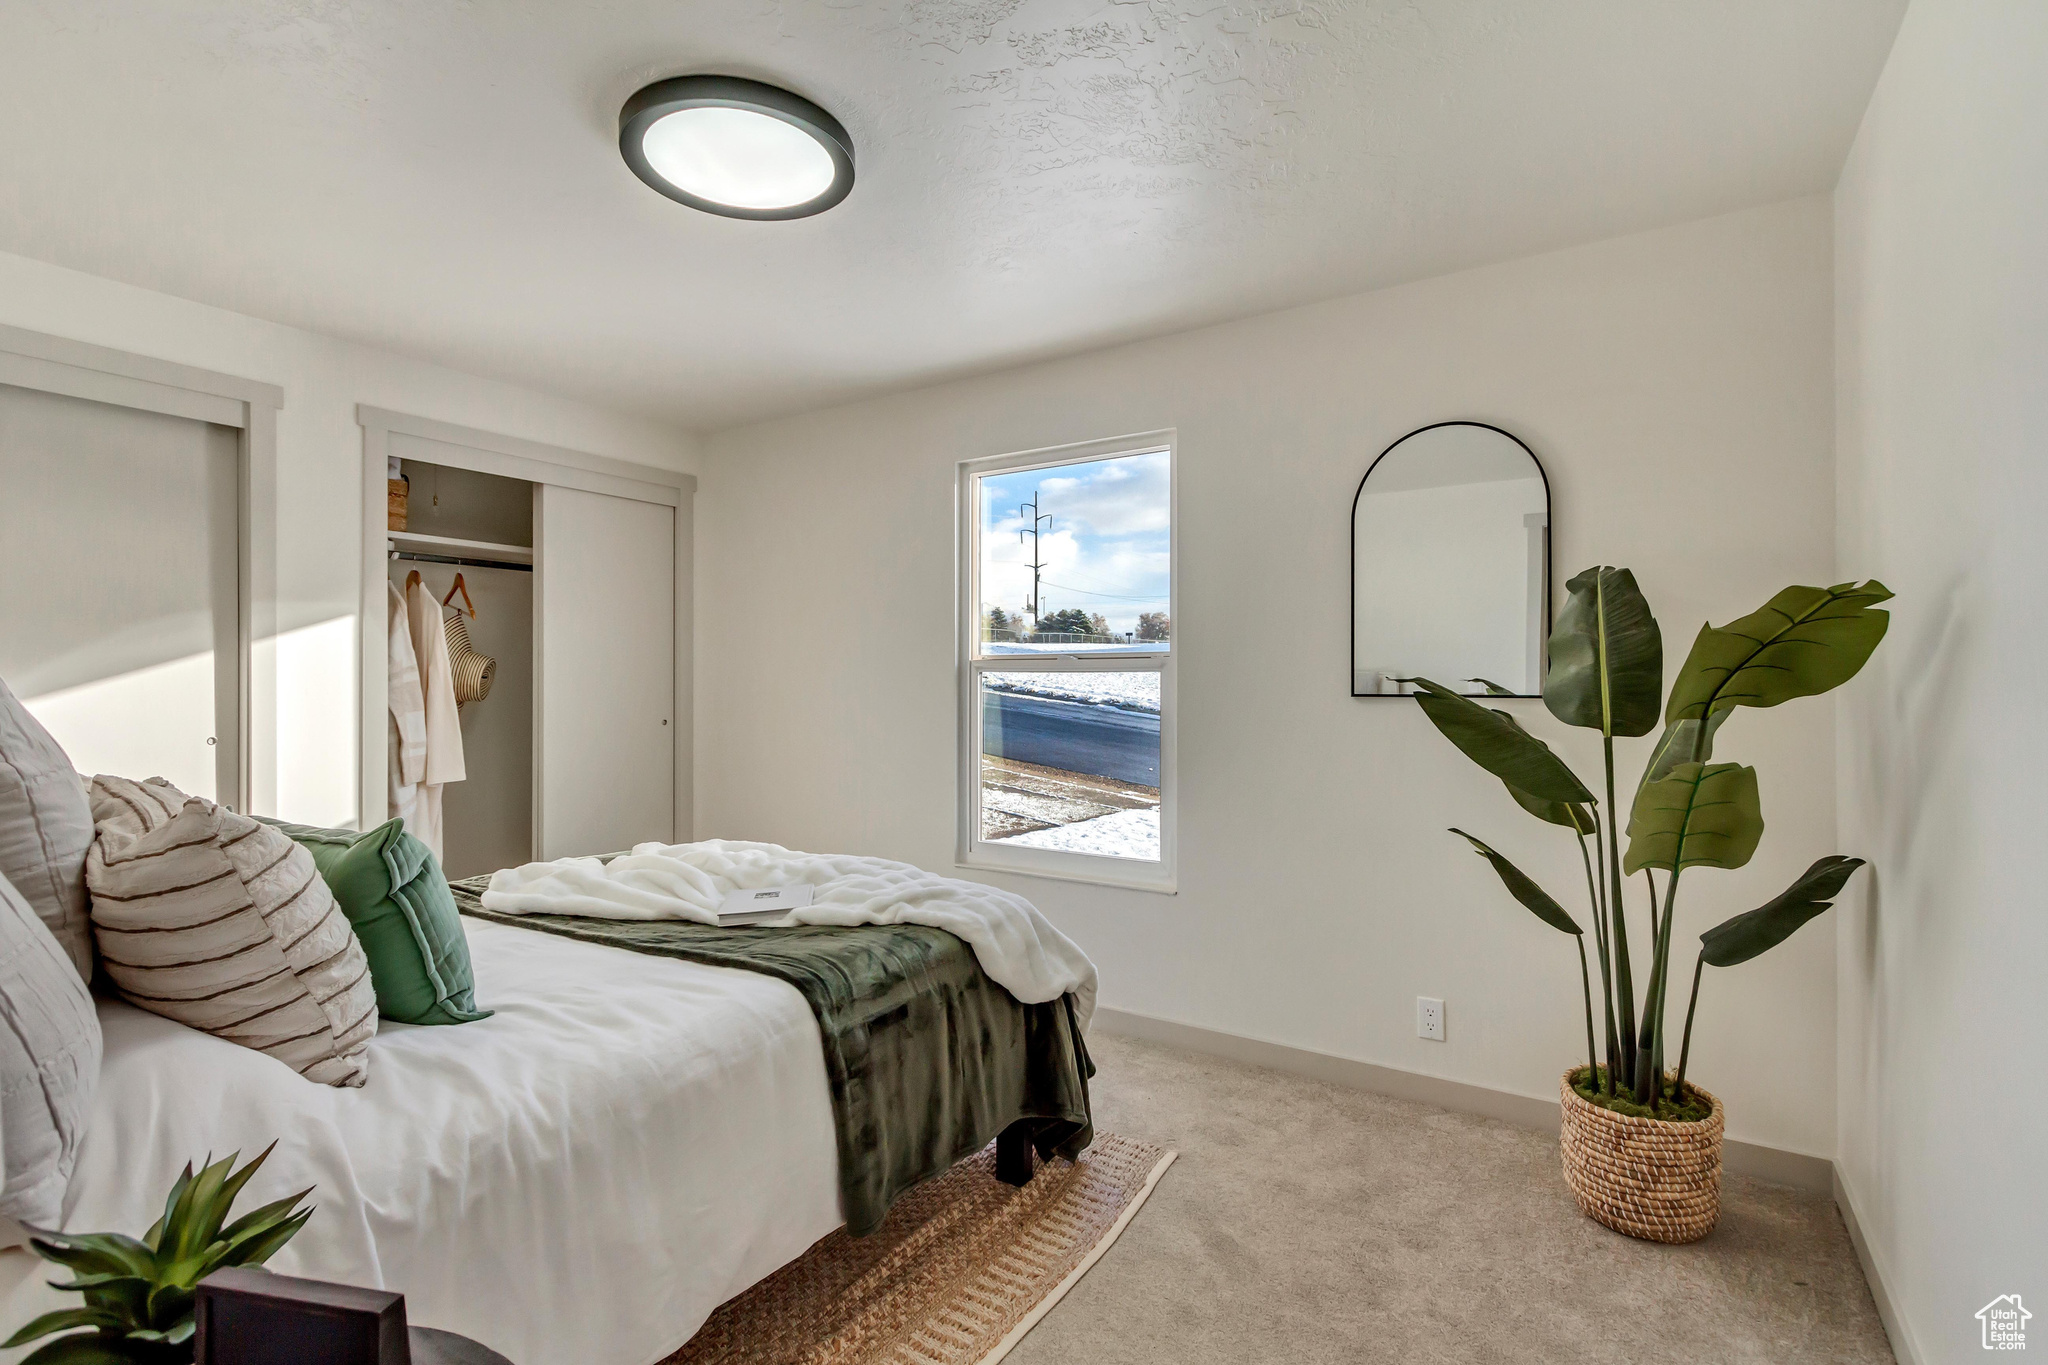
{"left": 404, "top": 576, "right": 466, "bottom": 861}
{"left": 388, "top": 581, "right": 428, "bottom": 837}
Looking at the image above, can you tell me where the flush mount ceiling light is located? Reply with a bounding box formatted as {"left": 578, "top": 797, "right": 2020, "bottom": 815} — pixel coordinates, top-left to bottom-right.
{"left": 619, "top": 75, "right": 854, "bottom": 220}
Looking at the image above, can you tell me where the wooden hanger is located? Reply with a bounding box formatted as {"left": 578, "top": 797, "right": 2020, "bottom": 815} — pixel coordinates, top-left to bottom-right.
{"left": 442, "top": 573, "right": 476, "bottom": 618}
{"left": 405, "top": 569, "right": 422, "bottom": 592}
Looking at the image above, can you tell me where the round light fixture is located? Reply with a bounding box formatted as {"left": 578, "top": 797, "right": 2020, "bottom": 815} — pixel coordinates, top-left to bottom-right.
{"left": 619, "top": 75, "right": 854, "bottom": 220}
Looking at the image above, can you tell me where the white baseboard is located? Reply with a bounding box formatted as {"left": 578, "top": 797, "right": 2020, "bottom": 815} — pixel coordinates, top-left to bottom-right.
{"left": 1090, "top": 1005, "right": 1836, "bottom": 1193}
{"left": 1833, "top": 1167, "right": 1923, "bottom": 1365}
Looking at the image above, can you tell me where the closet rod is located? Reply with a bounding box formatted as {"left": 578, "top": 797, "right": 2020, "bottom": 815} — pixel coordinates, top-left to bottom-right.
{"left": 389, "top": 550, "right": 533, "bottom": 573}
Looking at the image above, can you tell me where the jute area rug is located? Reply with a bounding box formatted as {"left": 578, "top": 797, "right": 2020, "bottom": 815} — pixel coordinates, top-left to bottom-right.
{"left": 665, "top": 1133, "right": 1174, "bottom": 1365}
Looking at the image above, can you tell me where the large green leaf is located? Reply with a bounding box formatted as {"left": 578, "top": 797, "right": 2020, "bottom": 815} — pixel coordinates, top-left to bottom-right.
{"left": 3, "top": 1308, "right": 130, "bottom": 1349}
{"left": 1638, "top": 708, "right": 1731, "bottom": 791}
{"left": 1494, "top": 711, "right": 1594, "bottom": 832}
{"left": 1545, "top": 567, "right": 1663, "bottom": 738}
{"left": 1450, "top": 829, "right": 1582, "bottom": 935}
{"left": 160, "top": 1154, "right": 238, "bottom": 1264}
{"left": 195, "top": 1144, "right": 272, "bottom": 1249}
{"left": 215, "top": 1190, "right": 314, "bottom": 1250}
{"left": 1701, "top": 856, "right": 1866, "bottom": 967}
{"left": 1623, "top": 762, "right": 1763, "bottom": 874}
{"left": 56, "top": 1275, "right": 150, "bottom": 1325}
{"left": 1505, "top": 782, "right": 1595, "bottom": 834}
{"left": 22, "top": 1233, "right": 156, "bottom": 1283}
{"left": 221, "top": 1210, "right": 313, "bottom": 1269}
{"left": 1410, "top": 678, "right": 1594, "bottom": 805}
{"left": 1666, "top": 580, "right": 1893, "bottom": 723}
{"left": 143, "top": 1164, "right": 191, "bottom": 1254}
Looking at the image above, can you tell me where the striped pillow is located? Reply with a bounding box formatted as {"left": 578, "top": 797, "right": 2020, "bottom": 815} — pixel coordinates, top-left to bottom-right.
{"left": 85, "top": 776, "right": 376, "bottom": 1087}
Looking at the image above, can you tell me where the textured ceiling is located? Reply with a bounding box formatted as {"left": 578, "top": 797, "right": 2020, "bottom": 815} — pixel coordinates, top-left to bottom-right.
{"left": 0, "top": 1, "right": 1905, "bottom": 431}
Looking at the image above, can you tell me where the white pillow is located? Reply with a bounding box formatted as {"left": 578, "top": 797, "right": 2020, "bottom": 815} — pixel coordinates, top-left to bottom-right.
{"left": 0, "top": 867, "right": 101, "bottom": 1228}
{"left": 86, "top": 776, "right": 376, "bottom": 1087}
{"left": 0, "top": 677, "right": 94, "bottom": 979}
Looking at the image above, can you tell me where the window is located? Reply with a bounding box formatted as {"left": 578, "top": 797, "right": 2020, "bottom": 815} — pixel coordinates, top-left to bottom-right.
{"left": 957, "top": 433, "right": 1175, "bottom": 890}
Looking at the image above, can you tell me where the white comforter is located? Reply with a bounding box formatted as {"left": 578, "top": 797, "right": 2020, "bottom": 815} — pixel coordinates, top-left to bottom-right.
{"left": 484, "top": 839, "right": 1098, "bottom": 1027}
{"left": 0, "top": 920, "right": 843, "bottom": 1365}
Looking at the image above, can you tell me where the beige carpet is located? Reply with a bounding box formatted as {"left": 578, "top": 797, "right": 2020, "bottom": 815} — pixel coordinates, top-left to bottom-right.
{"left": 667, "top": 1133, "right": 1174, "bottom": 1365}
{"left": 1002, "top": 1033, "right": 1895, "bottom": 1365}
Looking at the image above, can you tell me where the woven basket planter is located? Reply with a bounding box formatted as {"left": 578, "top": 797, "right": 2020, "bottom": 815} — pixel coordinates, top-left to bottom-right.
{"left": 1558, "top": 1071, "right": 1724, "bottom": 1244}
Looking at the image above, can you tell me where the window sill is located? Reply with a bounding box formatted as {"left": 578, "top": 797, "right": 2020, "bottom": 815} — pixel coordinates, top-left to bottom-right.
{"left": 955, "top": 852, "right": 1178, "bottom": 896}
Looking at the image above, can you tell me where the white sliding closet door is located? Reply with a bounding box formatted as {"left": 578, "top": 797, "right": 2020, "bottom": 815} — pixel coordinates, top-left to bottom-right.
{"left": 0, "top": 385, "right": 240, "bottom": 802}
{"left": 535, "top": 484, "right": 674, "bottom": 859}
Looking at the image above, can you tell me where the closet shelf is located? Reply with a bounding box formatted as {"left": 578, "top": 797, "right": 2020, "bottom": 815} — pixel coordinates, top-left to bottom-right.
{"left": 388, "top": 531, "right": 534, "bottom": 567}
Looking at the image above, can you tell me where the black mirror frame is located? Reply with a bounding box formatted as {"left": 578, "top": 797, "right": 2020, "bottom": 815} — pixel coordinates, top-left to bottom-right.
{"left": 1348, "top": 420, "right": 1553, "bottom": 699}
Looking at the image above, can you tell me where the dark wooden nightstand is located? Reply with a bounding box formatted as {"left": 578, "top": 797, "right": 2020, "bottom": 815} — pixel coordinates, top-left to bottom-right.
{"left": 195, "top": 1266, "right": 517, "bottom": 1364}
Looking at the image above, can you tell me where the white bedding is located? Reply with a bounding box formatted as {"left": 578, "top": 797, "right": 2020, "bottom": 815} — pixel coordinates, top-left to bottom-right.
{"left": 483, "top": 839, "right": 1098, "bottom": 1028}
{"left": 0, "top": 919, "right": 843, "bottom": 1365}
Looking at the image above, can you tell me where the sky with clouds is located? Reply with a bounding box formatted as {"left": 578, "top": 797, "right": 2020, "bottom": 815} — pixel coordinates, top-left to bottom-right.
{"left": 980, "top": 450, "right": 1170, "bottom": 636}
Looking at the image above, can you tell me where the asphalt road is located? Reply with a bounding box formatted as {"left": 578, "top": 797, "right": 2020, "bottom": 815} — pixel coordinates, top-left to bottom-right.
{"left": 982, "top": 691, "right": 1161, "bottom": 786}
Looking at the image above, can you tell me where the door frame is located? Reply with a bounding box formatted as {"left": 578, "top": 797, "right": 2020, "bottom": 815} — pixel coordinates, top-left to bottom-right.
{"left": 0, "top": 323, "right": 283, "bottom": 813}
{"left": 355, "top": 406, "right": 696, "bottom": 846}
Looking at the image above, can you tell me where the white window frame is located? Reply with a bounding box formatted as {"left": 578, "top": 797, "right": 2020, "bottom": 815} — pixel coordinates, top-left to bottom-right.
{"left": 956, "top": 430, "right": 1176, "bottom": 893}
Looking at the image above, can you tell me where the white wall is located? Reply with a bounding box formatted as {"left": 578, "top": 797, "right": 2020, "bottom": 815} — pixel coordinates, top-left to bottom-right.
{"left": 1833, "top": 1, "right": 2047, "bottom": 1359}
{"left": 0, "top": 250, "right": 696, "bottom": 826}
{"left": 698, "top": 196, "right": 1841, "bottom": 1156}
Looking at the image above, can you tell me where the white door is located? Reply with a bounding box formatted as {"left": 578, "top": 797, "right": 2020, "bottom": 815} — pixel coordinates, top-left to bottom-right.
{"left": 534, "top": 484, "right": 674, "bottom": 858}
{"left": 0, "top": 385, "right": 240, "bottom": 803}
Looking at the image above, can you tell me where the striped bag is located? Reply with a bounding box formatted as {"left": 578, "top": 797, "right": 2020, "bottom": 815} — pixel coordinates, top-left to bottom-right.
{"left": 85, "top": 776, "right": 376, "bottom": 1086}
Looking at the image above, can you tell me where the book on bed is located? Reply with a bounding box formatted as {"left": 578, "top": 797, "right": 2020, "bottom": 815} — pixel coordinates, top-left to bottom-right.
{"left": 716, "top": 884, "right": 812, "bottom": 925}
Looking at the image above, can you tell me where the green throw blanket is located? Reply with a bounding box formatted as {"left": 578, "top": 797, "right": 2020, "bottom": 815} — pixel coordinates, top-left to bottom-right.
{"left": 449, "top": 876, "right": 1094, "bottom": 1235}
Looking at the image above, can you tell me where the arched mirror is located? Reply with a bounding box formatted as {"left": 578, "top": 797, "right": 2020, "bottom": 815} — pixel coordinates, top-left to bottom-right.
{"left": 1351, "top": 421, "right": 1550, "bottom": 698}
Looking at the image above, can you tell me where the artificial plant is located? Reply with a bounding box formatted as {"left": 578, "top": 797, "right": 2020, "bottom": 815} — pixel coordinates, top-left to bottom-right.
{"left": 3, "top": 1146, "right": 313, "bottom": 1364}
{"left": 1411, "top": 569, "right": 1891, "bottom": 1114}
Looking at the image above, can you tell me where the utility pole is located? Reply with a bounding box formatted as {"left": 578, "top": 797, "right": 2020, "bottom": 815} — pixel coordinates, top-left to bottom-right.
{"left": 1018, "top": 490, "right": 1052, "bottom": 628}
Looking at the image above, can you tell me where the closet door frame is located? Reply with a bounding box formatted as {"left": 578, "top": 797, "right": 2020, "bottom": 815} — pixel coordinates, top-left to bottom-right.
{"left": 0, "top": 324, "right": 283, "bottom": 813}
{"left": 355, "top": 406, "right": 696, "bottom": 849}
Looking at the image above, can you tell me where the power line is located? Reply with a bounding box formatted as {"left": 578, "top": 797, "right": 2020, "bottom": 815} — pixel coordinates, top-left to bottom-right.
{"left": 1037, "top": 579, "right": 1167, "bottom": 603}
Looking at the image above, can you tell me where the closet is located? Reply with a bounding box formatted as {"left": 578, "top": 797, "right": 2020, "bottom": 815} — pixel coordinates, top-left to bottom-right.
{"left": 362, "top": 407, "right": 692, "bottom": 879}
{"left": 387, "top": 459, "right": 535, "bottom": 879}
{"left": 0, "top": 329, "right": 282, "bottom": 815}
{"left": 0, "top": 384, "right": 240, "bottom": 803}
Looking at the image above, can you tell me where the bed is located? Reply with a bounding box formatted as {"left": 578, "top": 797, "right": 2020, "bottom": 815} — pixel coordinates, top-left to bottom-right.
{"left": 4, "top": 919, "right": 878, "bottom": 1364}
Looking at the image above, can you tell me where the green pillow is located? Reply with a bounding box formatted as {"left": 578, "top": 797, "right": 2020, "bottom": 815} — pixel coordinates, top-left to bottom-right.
{"left": 261, "top": 817, "right": 490, "bottom": 1026}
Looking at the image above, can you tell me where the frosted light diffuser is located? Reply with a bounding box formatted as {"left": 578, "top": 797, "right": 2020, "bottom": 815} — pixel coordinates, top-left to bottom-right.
{"left": 640, "top": 108, "right": 836, "bottom": 210}
{"left": 620, "top": 76, "right": 855, "bottom": 220}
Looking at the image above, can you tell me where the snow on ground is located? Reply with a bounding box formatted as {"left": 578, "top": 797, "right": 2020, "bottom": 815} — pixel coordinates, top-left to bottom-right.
{"left": 982, "top": 671, "right": 1160, "bottom": 713}
{"left": 1000, "top": 807, "right": 1160, "bottom": 861}
{"left": 983, "top": 641, "right": 1158, "bottom": 655}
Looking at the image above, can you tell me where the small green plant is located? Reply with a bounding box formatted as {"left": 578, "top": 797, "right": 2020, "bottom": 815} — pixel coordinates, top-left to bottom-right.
{"left": 1411, "top": 570, "right": 1891, "bottom": 1115}
{"left": 4, "top": 1146, "right": 313, "bottom": 1364}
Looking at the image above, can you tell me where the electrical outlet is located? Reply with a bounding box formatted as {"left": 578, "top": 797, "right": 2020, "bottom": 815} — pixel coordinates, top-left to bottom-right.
{"left": 1417, "top": 996, "right": 1446, "bottom": 1041}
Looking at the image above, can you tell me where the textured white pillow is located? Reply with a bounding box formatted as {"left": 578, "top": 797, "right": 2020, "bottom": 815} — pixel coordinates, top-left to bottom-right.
{"left": 0, "top": 677, "right": 94, "bottom": 980}
{"left": 86, "top": 776, "right": 376, "bottom": 1087}
{"left": 0, "top": 867, "right": 101, "bottom": 1228}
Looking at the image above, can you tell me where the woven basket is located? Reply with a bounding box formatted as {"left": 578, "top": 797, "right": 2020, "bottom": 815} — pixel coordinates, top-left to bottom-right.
{"left": 1559, "top": 1070, "right": 1724, "bottom": 1244}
